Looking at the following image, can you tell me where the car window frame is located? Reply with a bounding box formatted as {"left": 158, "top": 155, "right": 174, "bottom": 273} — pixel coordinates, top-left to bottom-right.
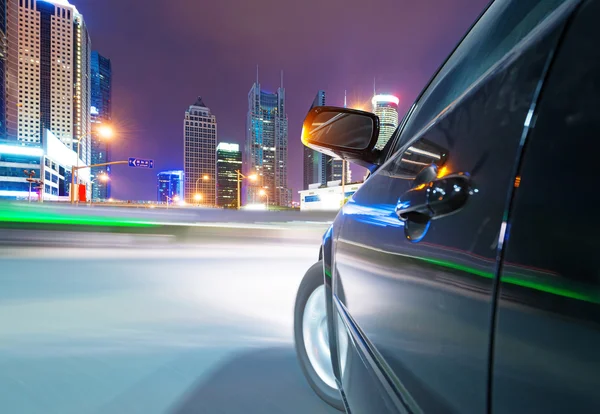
{"left": 383, "top": 1, "right": 494, "bottom": 162}
{"left": 384, "top": 0, "right": 576, "bottom": 163}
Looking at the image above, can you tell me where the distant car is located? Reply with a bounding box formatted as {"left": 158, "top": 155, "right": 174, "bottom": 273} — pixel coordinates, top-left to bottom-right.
{"left": 293, "top": 0, "right": 600, "bottom": 412}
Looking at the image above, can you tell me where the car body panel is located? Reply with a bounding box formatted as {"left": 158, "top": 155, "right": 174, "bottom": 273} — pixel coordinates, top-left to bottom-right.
{"left": 492, "top": 1, "right": 600, "bottom": 412}
{"left": 328, "top": 3, "right": 575, "bottom": 412}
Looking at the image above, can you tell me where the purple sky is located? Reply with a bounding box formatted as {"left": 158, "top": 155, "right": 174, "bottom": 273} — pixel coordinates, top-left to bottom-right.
{"left": 77, "top": 0, "right": 488, "bottom": 201}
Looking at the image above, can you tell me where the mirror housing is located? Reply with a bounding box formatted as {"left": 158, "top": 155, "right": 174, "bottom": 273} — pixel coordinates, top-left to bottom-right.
{"left": 301, "top": 106, "right": 381, "bottom": 169}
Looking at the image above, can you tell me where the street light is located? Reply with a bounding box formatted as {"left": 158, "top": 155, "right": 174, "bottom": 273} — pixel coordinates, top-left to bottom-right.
{"left": 71, "top": 123, "right": 114, "bottom": 204}
{"left": 194, "top": 193, "right": 203, "bottom": 206}
{"left": 259, "top": 188, "right": 269, "bottom": 210}
{"left": 97, "top": 125, "right": 114, "bottom": 139}
{"left": 195, "top": 175, "right": 211, "bottom": 206}
{"left": 23, "top": 170, "right": 40, "bottom": 203}
{"left": 236, "top": 170, "right": 257, "bottom": 209}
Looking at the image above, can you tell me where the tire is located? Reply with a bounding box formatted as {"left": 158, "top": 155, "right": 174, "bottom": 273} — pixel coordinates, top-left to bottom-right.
{"left": 294, "top": 261, "right": 345, "bottom": 411}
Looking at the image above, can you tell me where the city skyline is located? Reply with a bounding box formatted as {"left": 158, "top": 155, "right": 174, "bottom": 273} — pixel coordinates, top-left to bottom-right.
{"left": 0, "top": 0, "right": 489, "bottom": 202}
{"left": 75, "top": 0, "right": 487, "bottom": 201}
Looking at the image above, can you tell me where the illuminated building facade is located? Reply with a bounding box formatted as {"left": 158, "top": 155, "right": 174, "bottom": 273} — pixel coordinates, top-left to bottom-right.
{"left": 216, "top": 142, "right": 241, "bottom": 208}
{"left": 183, "top": 96, "right": 216, "bottom": 206}
{"left": 157, "top": 170, "right": 183, "bottom": 203}
{"left": 372, "top": 94, "right": 399, "bottom": 150}
{"left": 246, "top": 72, "right": 291, "bottom": 207}
{"left": 299, "top": 182, "right": 363, "bottom": 211}
{"left": 4, "top": 0, "right": 91, "bottom": 165}
{"left": 0, "top": 129, "right": 88, "bottom": 200}
{"left": 303, "top": 90, "right": 350, "bottom": 190}
{"left": 303, "top": 90, "right": 325, "bottom": 190}
{"left": 90, "top": 50, "right": 111, "bottom": 200}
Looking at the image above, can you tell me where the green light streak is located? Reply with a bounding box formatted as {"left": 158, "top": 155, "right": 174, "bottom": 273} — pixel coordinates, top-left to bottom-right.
{"left": 416, "top": 256, "right": 598, "bottom": 304}
{"left": 0, "top": 205, "right": 157, "bottom": 228}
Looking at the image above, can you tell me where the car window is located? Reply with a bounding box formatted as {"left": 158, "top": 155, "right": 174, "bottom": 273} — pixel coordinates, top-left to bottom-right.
{"left": 391, "top": 0, "right": 566, "bottom": 160}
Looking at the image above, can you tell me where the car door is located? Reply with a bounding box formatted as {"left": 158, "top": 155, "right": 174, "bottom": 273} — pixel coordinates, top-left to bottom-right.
{"left": 330, "top": 1, "right": 579, "bottom": 413}
{"left": 491, "top": 1, "right": 600, "bottom": 412}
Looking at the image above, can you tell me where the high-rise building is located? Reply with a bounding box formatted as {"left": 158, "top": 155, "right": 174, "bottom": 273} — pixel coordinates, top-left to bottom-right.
{"left": 246, "top": 72, "right": 290, "bottom": 207}
{"left": 303, "top": 90, "right": 325, "bottom": 190}
{"left": 0, "top": 0, "right": 6, "bottom": 140}
{"left": 4, "top": 0, "right": 91, "bottom": 163}
{"left": 90, "top": 50, "right": 111, "bottom": 201}
{"left": 184, "top": 96, "right": 217, "bottom": 206}
{"left": 157, "top": 170, "right": 183, "bottom": 203}
{"left": 372, "top": 94, "right": 399, "bottom": 150}
{"left": 303, "top": 90, "right": 350, "bottom": 189}
{"left": 216, "top": 142, "right": 241, "bottom": 208}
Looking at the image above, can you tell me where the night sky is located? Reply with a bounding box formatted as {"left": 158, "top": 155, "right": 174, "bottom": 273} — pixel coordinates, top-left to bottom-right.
{"left": 77, "top": 0, "right": 488, "bottom": 201}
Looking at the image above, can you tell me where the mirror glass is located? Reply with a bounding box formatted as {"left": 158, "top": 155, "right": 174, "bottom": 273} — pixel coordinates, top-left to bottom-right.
{"left": 304, "top": 110, "right": 375, "bottom": 151}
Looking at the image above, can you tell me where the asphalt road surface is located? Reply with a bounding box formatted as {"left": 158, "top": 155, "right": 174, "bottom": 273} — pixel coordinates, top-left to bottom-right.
{"left": 0, "top": 225, "right": 340, "bottom": 413}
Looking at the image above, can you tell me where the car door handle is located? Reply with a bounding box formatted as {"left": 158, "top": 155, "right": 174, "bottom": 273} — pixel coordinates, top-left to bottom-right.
{"left": 396, "top": 173, "right": 472, "bottom": 222}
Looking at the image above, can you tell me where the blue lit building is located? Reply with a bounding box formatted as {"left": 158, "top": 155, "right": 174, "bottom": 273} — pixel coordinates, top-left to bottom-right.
{"left": 246, "top": 72, "right": 290, "bottom": 207}
{"left": 157, "top": 170, "right": 184, "bottom": 203}
{"left": 0, "top": 129, "right": 89, "bottom": 200}
{"left": 90, "top": 51, "right": 112, "bottom": 201}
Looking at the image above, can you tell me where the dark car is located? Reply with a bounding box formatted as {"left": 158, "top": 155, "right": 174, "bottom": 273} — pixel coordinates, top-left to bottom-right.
{"left": 293, "top": 0, "right": 600, "bottom": 412}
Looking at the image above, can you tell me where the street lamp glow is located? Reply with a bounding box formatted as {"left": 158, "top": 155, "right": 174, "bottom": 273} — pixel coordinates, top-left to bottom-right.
{"left": 259, "top": 189, "right": 266, "bottom": 196}
{"left": 97, "top": 125, "right": 114, "bottom": 139}
{"left": 248, "top": 174, "right": 258, "bottom": 181}
{"left": 194, "top": 193, "right": 203, "bottom": 201}
{"left": 99, "top": 174, "right": 110, "bottom": 182}
{"left": 203, "top": 175, "right": 209, "bottom": 181}
{"left": 173, "top": 195, "right": 180, "bottom": 202}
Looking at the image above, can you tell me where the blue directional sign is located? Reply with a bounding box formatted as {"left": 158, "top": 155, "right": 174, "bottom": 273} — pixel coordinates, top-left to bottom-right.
{"left": 128, "top": 158, "right": 154, "bottom": 168}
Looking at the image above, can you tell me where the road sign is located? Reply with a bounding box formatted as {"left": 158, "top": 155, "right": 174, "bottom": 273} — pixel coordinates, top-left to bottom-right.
{"left": 128, "top": 158, "right": 154, "bottom": 168}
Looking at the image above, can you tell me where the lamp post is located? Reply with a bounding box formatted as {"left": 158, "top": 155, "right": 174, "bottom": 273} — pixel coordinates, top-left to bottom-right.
{"left": 235, "top": 170, "right": 257, "bottom": 209}
{"left": 195, "top": 175, "right": 210, "bottom": 206}
{"left": 23, "top": 170, "right": 36, "bottom": 203}
{"left": 259, "top": 188, "right": 269, "bottom": 210}
{"left": 71, "top": 124, "right": 114, "bottom": 203}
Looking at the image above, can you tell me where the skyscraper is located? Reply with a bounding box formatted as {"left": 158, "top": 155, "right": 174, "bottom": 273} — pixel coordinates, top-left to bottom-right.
{"left": 246, "top": 71, "right": 290, "bottom": 207}
{"left": 90, "top": 50, "right": 111, "bottom": 201}
{"left": 216, "top": 142, "right": 241, "bottom": 208}
{"left": 4, "top": 0, "right": 91, "bottom": 165}
{"left": 372, "top": 94, "right": 399, "bottom": 150}
{"left": 303, "top": 90, "right": 324, "bottom": 190}
{"left": 184, "top": 96, "right": 217, "bottom": 206}
{"left": 157, "top": 170, "right": 183, "bottom": 203}
{"left": 303, "top": 90, "right": 350, "bottom": 189}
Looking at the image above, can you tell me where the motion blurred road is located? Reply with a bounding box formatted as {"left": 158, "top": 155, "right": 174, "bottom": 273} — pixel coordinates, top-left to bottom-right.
{"left": 0, "top": 204, "right": 339, "bottom": 414}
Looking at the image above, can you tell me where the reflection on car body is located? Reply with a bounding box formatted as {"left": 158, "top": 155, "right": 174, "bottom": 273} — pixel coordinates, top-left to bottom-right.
{"left": 293, "top": 0, "right": 600, "bottom": 413}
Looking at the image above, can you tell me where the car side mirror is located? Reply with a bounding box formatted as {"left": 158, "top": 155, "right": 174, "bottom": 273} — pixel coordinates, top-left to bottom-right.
{"left": 301, "top": 106, "right": 381, "bottom": 169}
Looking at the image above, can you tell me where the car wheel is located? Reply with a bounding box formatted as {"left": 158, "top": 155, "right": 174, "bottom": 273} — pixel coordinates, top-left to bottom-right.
{"left": 294, "top": 261, "right": 348, "bottom": 411}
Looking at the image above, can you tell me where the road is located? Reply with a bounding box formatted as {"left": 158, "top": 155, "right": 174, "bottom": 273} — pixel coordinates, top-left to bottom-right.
{"left": 0, "top": 212, "right": 340, "bottom": 413}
